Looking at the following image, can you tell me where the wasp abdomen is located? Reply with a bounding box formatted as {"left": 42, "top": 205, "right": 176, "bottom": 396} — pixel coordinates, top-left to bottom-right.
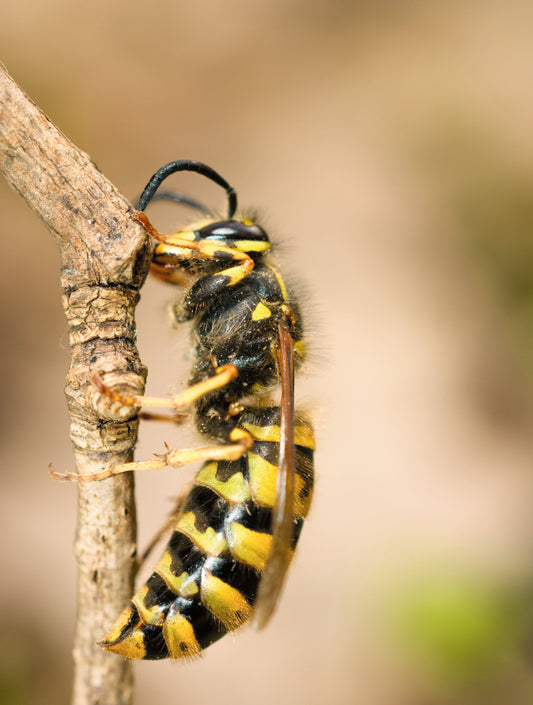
{"left": 100, "top": 409, "right": 314, "bottom": 660}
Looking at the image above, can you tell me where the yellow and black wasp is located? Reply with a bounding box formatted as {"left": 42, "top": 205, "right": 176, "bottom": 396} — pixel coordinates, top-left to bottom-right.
{"left": 54, "top": 160, "right": 315, "bottom": 659}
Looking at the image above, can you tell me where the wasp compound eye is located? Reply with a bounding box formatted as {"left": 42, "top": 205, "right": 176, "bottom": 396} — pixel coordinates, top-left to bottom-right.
{"left": 198, "top": 220, "right": 269, "bottom": 243}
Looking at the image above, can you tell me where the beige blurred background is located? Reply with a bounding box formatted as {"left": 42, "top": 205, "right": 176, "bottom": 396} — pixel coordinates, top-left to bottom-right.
{"left": 3, "top": 1, "right": 533, "bottom": 704}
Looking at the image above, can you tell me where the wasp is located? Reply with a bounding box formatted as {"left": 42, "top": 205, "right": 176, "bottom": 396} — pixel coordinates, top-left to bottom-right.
{"left": 53, "top": 160, "right": 315, "bottom": 659}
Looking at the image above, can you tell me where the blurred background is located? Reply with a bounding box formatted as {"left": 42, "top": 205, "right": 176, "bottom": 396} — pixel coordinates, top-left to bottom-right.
{"left": 2, "top": 1, "right": 533, "bottom": 703}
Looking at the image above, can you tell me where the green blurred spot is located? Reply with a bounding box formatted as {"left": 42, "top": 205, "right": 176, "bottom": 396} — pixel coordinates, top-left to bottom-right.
{"left": 386, "top": 571, "right": 522, "bottom": 684}
{"left": 0, "top": 628, "right": 70, "bottom": 705}
{"left": 0, "top": 641, "right": 32, "bottom": 705}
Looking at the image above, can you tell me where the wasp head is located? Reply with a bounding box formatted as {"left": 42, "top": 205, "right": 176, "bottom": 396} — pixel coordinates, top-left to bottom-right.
{"left": 196, "top": 218, "right": 271, "bottom": 258}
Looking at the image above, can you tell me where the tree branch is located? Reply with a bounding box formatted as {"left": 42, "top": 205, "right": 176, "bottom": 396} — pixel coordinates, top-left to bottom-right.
{"left": 0, "top": 67, "right": 152, "bottom": 705}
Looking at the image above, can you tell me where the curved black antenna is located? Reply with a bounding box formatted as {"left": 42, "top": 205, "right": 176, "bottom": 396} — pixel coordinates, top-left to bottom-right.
{"left": 136, "top": 160, "right": 237, "bottom": 218}
{"left": 133, "top": 189, "right": 214, "bottom": 217}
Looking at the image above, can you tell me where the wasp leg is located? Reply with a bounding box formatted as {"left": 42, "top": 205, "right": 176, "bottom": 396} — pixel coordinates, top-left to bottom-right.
{"left": 138, "top": 411, "right": 188, "bottom": 423}
{"left": 135, "top": 211, "right": 255, "bottom": 300}
{"left": 50, "top": 365, "right": 242, "bottom": 483}
{"left": 164, "top": 427, "right": 253, "bottom": 468}
{"left": 93, "top": 363, "right": 238, "bottom": 411}
{"left": 152, "top": 241, "right": 253, "bottom": 304}
{"left": 149, "top": 261, "right": 194, "bottom": 287}
{"left": 50, "top": 429, "right": 253, "bottom": 482}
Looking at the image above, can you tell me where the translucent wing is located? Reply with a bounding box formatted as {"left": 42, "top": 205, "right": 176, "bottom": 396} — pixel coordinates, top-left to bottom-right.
{"left": 253, "top": 319, "right": 296, "bottom": 629}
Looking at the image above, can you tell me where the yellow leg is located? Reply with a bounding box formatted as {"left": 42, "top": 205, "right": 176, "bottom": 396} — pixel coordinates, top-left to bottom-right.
{"left": 49, "top": 430, "right": 253, "bottom": 483}
{"left": 93, "top": 363, "right": 238, "bottom": 411}
{"left": 152, "top": 242, "right": 253, "bottom": 288}
{"left": 134, "top": 211, "right": 254, "bottom": 288}
{"left": 138, "top": 411, "right": 188, "bottom": 423}
{"left": 165, "top": 429, "right": 253, "bottom": 468}
{"left": 49, "top": 458, "right": 168, "bottom": 482}
{"left": 50, "top": 363, "right": 247, "bottom": 484}
{"left": 149, "top": 260, "right": 194, "bottom": 286}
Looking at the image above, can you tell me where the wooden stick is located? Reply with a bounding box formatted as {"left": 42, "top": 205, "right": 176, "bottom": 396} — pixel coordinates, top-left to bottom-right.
{"left": 0, "top": 66, "right": 152, "bottom": 705}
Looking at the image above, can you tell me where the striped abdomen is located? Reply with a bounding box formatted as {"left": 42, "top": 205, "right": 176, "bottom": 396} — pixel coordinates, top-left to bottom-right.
{"left": 101, "top": 410, "right": 314, "bottom": 659}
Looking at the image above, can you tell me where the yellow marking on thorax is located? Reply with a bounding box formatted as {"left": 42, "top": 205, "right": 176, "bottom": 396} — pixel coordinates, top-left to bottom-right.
{"left": 177, "top": 511, "right": 229, "bottom": 556}
{"left": 264, "top": 263, "right": 288, "bottom": 302}
{"left": 251, "top": 301, "right": 272, "bottom": 321}
{"left": 226, "top": 522, "right": 273, "bottom": 571}
{"left": 242, "top": 422, "right": 316, "bottom": 449}
{"left": 196, "top": 461, "right": 251, "bottom": 503}
{"left": 163, "top": 610, "right": 201, "bottom": 659}
{"left": 201, "top": 571, "right": 253, "bottom": 630}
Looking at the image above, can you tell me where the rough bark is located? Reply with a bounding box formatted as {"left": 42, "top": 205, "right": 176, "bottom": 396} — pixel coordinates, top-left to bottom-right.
{"left": 0, "top": 66, "right": 152, "bottom": 705}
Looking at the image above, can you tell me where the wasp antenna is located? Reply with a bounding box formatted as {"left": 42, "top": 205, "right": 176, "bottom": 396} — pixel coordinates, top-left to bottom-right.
{"left": 134, "top": 189, "right": 213, "bottom": 217}
{"left": 136, "top": 160, "right": 237, "bottom": 218}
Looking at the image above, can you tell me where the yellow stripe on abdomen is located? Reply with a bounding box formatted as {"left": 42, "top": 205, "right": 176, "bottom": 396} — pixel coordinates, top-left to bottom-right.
{"left": 177, "top": 511, "right": 229, "bottom": 557}
{"left": 100, "top": 605, "right": 147, "bottom": 659}
{"left": 196, "top": 461, "right": 251, "bottom": 503}
{"left": 247, "top": 452, "right": 277, "bottom": 508}
{"left": 163, "top": 608, "right": 201, "bottom": 659}
{"left": 241, "top": 421, "right": 316, "bottom": 450}
{"left": 247, "top": 451, "right": 312, "bottom": 518}
{"left": 201, "top": 571, "right": 252, "bottom": 629}
{"left": 226, "top": 522, "right": 272, "bottom": 571}
{"left": 154, "top": 551, "right": 197, "bottom": 597}
{"left": 133, "top": 586, "right": 166, "bottom": 627}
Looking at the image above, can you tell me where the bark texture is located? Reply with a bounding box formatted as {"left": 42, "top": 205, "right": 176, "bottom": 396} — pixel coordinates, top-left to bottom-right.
{"left": 0, "top": 66, "right": 152, "bottom": 705}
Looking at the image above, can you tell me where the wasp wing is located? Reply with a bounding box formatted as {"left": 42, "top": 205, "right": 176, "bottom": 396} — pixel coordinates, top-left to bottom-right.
{"left": 253, "top": 320, "right": 297, "bottom": 630}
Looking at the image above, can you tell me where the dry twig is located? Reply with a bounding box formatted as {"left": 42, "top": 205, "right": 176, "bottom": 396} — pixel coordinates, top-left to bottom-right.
{"left": 0, "top": 67, "right": 152, "bottom": 705}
